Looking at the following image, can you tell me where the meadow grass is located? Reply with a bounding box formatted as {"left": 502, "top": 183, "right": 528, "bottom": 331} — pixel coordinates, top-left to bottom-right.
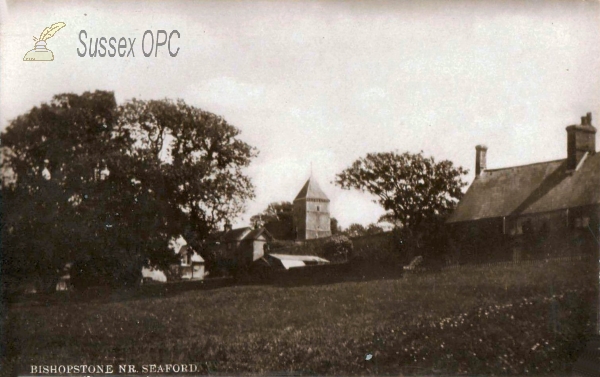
{"left": 3, "top": 258, "right": 597, "bottom": 375}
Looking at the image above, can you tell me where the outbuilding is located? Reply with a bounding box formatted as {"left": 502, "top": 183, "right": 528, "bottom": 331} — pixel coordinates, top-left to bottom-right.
{"left": 259, "top": 253, "right": 330, "bottom": 270}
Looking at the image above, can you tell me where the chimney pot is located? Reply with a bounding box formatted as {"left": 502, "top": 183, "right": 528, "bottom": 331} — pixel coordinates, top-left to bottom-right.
{"left": 567, "top": 112, "right": 596, "bottom": 170}
{"left": 475, "top": 145, "right": 488, "bottom": 177}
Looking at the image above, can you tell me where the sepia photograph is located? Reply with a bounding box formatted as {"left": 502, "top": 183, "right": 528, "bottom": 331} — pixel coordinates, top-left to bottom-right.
{"left": 0, "top": 0, "right": 599, "bottom": 376}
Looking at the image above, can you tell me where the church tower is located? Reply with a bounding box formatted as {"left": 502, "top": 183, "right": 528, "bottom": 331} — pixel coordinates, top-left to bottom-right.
{"left": 292, "top": 177, "right": 331, "bottom": 240}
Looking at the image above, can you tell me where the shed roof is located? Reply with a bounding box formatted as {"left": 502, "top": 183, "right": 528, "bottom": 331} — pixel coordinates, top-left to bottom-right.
{"left": 267, "top": 253, "right": 330, "bottom": 269}
{"left": 447, "top": 152, "right": 600, "bottom": 223}
{"left": 269, "top": 254, "right": 330, "bottom": 263}
{"left": 294, "top": 178, "right": 329, "bottom": 201}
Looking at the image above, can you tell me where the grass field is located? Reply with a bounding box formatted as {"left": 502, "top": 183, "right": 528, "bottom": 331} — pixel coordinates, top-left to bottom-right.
{"left": 3, "top": 258, "right": 598, "bottom": 376}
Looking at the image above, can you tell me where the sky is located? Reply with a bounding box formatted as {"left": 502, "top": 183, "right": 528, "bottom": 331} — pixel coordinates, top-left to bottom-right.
{"left": 1, "top": 0, "right": 599, "bottom": 229}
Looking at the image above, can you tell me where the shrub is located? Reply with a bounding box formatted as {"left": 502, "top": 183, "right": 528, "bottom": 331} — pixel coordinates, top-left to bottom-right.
{"left": 323, "top": 235, "right": 353, "bottom": 263}
{"left": 268, "top": 239, "right": 297, "bottom": 251}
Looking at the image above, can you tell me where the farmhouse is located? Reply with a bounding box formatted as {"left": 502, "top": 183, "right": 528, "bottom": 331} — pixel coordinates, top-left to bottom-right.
{"left": 447, "top": 112, "right": 599, "bottom": 262}
{"left": 176, "top": 245, "right": 205, "bottom": 280}
{"left": 140, "top": 245, "right": 205, "bottom": 284}
{"left": 208, "top": 225, "right": 274, "bottom": 268}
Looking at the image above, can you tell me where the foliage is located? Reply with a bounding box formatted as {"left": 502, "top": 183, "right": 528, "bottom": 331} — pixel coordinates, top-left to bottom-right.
{"left": 1, "top": 91, "right": 138, "bottom": 292}
{"left": 119, "top": 98, "right": 257, "bottom": 254}
{"left": 266, "top": 238, "right": 328, "bottom": 260}
{"left": 335, "top": 151, "right": 468, "bottom": 231}
{"left": 344, "top": 224, "right": 365, "bottom": 238}
{"left": 383, "top": 215, "right": 453, "bottom": 267}
{"left": 330, "top": 217, "right": 341, "bottom": 235}
{"left": 268, "top": 239, "right": 297, "bottom": 251}
{"left": 249, "top": 201, "right": 293, "bottom": 228}
{"left": 343, "top": 223, "right": 385, "bottom": 238}
{"left": 265, "top": 236, "right": 350, "bottom": 263}
{"left": 322, "top": 235, "right": 353, "bottom": 263}
{"left": 4, "top": 259, "right": 595, "bottom": 376}
{"left": 1, "top": 91, "right": 257, "bottom": 290}
{"left": 350, "top": 230, "right": 405, "bottom": 265}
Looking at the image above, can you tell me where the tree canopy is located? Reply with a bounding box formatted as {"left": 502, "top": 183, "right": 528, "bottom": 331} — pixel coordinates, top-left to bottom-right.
{"left": 118, "top": 98, "right": 256, "bottom": 250}
{"left": 342, "top": 223, "right": 385, "bottom": 238}
{"left": 335, "top": 151, "right": 468, "bottom": 231}
{"left": 330, "top": 217, "right": 341, "bottom": 235}
{"left": 1, "top": 91, "right": 256, "bottom": 291}
{"left": 249, "top": 201, "right": 293, "bottom": 228}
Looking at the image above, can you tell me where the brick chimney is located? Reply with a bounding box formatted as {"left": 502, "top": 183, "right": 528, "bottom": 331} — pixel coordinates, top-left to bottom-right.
{"left": 475, "top": 145, "right": 488, "bottom": 177}
{"left": 566, "top": 112, "right": 596, "bottom": 170}
{"left": 224, "top": 221, "right": 232, "bottom": 233}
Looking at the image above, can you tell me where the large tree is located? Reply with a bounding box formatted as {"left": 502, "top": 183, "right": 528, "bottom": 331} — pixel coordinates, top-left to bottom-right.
{"left": 118, "top": 98, "right": 257, "bottom": 250}
{"left": 1, "top": 91, "right": 138, "bottom": 291}
{"left": 1, "top": 91, "right": 256, "bottom": 291}
{"left": 335, "top": 151, "right": 468, "bottom": 232}
{"left": 249, "top": 201, "right": 293, "bottom": 227}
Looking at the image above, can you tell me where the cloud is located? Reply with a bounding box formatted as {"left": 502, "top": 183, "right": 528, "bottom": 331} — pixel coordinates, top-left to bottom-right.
{"left": 2, "top": 0, "right": 599, "bottom": 230}
{"left": 185, "top": 77, "right": 266, "bottom": 111}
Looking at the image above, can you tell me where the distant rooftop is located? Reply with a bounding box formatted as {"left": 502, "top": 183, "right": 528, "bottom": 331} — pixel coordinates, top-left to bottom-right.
{"left": 215, "top": 227, "right": 273, "bottom": 242}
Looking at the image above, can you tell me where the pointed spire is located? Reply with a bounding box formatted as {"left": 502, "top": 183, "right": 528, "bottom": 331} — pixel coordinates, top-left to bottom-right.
{"left": 294, "top": 176, "right": 329, "bottom": 201}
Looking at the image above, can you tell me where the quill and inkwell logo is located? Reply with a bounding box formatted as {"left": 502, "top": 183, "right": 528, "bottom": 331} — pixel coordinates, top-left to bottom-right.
{"left": 23, "top": 22, "right": 66, "bottom": 61}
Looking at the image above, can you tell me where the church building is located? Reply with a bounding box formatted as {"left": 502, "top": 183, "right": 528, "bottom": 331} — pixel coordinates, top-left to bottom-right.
{"left": 292, "top": 177, "right": 332, "bottom": 240}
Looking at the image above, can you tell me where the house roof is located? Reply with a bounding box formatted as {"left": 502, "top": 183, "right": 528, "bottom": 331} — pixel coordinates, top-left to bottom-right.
{"left": 178, "top": 244, "right": 192, "bottom": 255}
{"left": 178, "top": 245, "right": 204, "bottom": 262}
{"left": 245, "top": 227, "right": 274, "bottom": 241}
{"left": 447, "top": 152, "right": 600, "bottom": 223}
{"left": 217, "top": 227, "right": 273, "bottom": 242}
{"left": 294, "top": 177, "right": 329, "bottom": 201}
{"left": 221, "top": 227, "right": 252, "bottom": 241}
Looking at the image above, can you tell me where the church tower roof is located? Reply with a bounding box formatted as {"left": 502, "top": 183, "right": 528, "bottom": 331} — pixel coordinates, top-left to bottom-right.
{"left": 294, "top": 177, "right": 329, "bottom": 201}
